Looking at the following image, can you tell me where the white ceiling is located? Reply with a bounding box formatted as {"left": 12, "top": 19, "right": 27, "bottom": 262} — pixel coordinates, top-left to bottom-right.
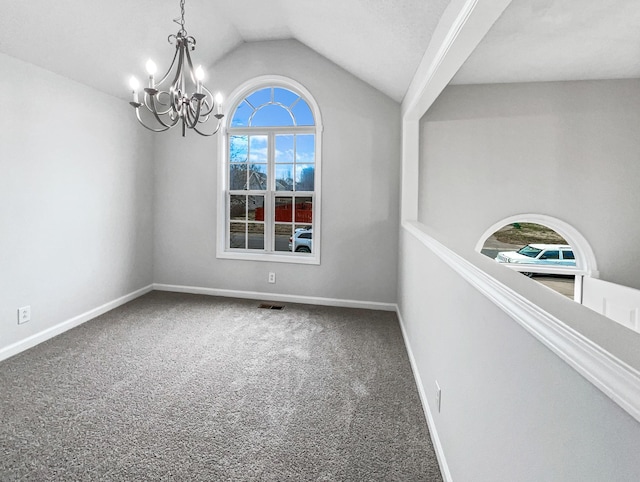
{"left": 4, "top": 0, "right": 636, "bottom": 105}
{"left": 0, "top": 0, "right": 450, "bottom": 103}
{"left": 452, "top": 0, "right": 640, "bottom": 85}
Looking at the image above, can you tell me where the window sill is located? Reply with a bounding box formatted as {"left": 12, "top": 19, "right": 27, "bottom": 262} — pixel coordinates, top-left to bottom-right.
{"left": 216, "top": 250, "right": 320, "bottom": 265}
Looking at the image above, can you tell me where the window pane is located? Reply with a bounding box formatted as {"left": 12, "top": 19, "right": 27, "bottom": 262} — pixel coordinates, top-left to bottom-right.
{"left": 231, "top": 102, "right": 251, "bottom": 128}
{"left": 274, "top": 88, "right": 300, "bottom": 107}
{"left": 291, "top": 225, "right": 313, "bottom": 253}
{"left": 275, "top": 164, "right": 294, "bottom": 191}
{"left": 296, "top": 165, "right": 315, "bottom": 191}
{"left": 248, "top": 164, "right": 267, "bottom": 190}
{"left": 248, "top": 196, "right": 264, "bottom": 221}
{"left": 251, "top": 104, "right": 294, "bottom": 127}
{"left": 275, "top": 135, "right": 294, "bottom": 163}
{"left": 246, "top": 88, "right": 271, "bottom": 108}
{"left": 230, "top": 195, "right": 246, "bottom": 220}
{"left": 275, "top": 223, "right": 292, "bottom": 252}
{"left": 274, "top": 197, "right": 293, "bottom": 222}
{"left": 296, "top": 135, "right": 315, "bottom": 163}
{"left": 230, "top": 135, "right": 248, "bottom": 162}
{"left": 247, "top": 223, "right": 264, "bottom": 250}
{"left": 294, "top": 197, "right": 313, "bottom": 224}
{"left": 229, "top": 223, "right": 246, "bottom": 248}
{"left": 292, "top": 99, "right": 314, "bottom": 125}
{"left": 249, "top": 136, "right": 268, "bottom": 163}
{"left": 230, "top": 164, "right": 247, "bottom": 190}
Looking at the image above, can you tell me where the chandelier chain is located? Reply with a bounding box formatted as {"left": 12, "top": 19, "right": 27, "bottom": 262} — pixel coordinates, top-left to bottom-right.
{"left": 174, "top": 0, "right": 187, "bottom": 35}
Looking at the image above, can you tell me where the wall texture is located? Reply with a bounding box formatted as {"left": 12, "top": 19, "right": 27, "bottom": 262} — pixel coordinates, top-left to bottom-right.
{"left": 418, "top": 80, "right": 640, "bottom": 290}
{"left": 0, "top": 53, "right": 155, "bottom": 354}
{"left": 398, "top": 229, "right": 640, "bottom": 481}
{"left": 153, "top": 40, "right": 401, "bottom": 304}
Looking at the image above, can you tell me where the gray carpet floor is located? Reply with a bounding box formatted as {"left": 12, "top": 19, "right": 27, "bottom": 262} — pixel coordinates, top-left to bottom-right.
{"left": 0, "top": 291, "right": 442, "bottom": 481}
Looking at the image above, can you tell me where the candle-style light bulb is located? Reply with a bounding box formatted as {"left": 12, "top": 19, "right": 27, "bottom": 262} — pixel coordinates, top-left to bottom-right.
{"left": 129, "top": 76, "right": 140, "bottom": 103}
{"left": 214, "top": 92, "right": 223, "bottom": 115}
{"left": 195, "top": 65, "right": 205, "bottom": 94}
{"left": 145, "top": 59, "right": 157, "bottom": 88}
{"left": 145, "top": 59, "right": 157, "bottom": 75}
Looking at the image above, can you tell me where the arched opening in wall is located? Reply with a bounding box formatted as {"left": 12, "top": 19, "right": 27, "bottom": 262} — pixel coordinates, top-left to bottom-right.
{"left": 476, "top": 215, "right": 598, "bottom": 303}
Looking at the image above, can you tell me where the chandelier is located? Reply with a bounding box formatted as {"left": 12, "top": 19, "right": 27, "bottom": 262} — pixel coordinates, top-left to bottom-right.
{"left": 128, "top": 0, "right": 223, "bottom": 137}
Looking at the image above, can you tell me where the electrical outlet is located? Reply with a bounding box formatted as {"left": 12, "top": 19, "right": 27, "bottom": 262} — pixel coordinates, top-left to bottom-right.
{"left": 435, "top": 381, "right": 441, "bottom": 413}
{"left": 18, "top": 306, "right": 31, "bottom": 324}
{"left": 268, "top": 272, "right": 276, "bottom": 284}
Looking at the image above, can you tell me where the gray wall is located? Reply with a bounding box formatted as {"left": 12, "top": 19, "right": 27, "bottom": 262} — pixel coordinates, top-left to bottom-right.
{"left": 400, "top": 78, "right": 640, "bottom": 480}
{"left": 398, "top": 230, "right": 640, "bottom": 481}
{"left": 153, "top": 40, "right": 401, "bottom": 303}
{"left": 418, "top": 80, "right": 640, "bottom": 289}
{"left": 0, "top": 53, "right": 155, "bottom": 353}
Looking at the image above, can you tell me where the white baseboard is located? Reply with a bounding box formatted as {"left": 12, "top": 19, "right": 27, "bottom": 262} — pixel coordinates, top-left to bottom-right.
{"left": 396, "top": 306, "right": 453, "bottom": 482}
{"left": 152, "top": 283, "right": 397, "bottom": 312}
{"left": 0, "top": 284, "right": 153, "bottom": 363}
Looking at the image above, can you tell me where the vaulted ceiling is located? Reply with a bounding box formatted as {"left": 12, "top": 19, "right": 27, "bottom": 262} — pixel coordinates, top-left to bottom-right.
{"left": 1, "top": 0, "right": 638, "bottom": 106}
{"left": 0, "top": 0, "right": 450, "bottom": 103}
{"left": 452, "top": 0, "right": 640, "bottom": 85}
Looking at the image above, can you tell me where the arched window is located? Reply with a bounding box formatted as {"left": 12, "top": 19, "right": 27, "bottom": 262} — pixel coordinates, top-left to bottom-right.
{"left": 476, "top": 214, "right": 598, "bottom": 302}
{"left": 217, "top": 76, "right": 322, "bottom": 264}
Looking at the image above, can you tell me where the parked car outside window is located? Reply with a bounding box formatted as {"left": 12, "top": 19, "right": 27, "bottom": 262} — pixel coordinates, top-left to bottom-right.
{"left": 289, "top": 228, "right": 312, "bottom": 253}
{"left": 495, "top": 244, "right": 576, "bottom": 276}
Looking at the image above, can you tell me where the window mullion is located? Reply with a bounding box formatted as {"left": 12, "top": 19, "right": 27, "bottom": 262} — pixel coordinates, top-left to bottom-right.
{"left": 266, "top": 131, "right": 275, "bottom": 253}
{"left": 226, "top": 191, "right": 231, "bottom": 249}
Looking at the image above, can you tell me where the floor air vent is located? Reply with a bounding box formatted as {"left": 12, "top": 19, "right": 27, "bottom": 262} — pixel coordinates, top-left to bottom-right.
{"left": 258, "top": 303, "right": 285, "bottom": 310}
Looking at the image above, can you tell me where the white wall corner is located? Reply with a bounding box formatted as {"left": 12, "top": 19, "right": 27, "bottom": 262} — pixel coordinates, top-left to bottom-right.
{"left": 0, "top": 285, "right": 153, "bottom": 363}
{"left": 396, "top": 306, "right": 453, "bottom": 482}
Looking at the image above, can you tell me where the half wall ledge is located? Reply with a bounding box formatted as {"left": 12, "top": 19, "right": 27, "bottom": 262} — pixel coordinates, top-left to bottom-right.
{"left": 402, "top": 220, "right": 640, "bottom": 424}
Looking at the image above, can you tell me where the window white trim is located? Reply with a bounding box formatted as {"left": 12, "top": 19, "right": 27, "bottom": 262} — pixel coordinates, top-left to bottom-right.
{"left": 475, "top": 213, "right": 599, "bottom": 278}
{"left": 216, "top": 76, "right": 323, "bottom": 265}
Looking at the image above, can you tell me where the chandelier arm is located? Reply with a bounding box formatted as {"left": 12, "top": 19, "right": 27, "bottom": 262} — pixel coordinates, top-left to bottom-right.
{"left": 187, "top": 97, "right": 202, "bottom": 129}
{"left": 143, "top": 91, "right": 154, "bottom": 111}
{"left": 184, "top": 102, "right": 198, "bottom": 129}
{"left": 145, "top": 91, "right": 173, "bottom": 116}
{"left": 193, "top": 117, "right": 223, "bottom": 137}
{"left": 143, "top": 90, "right": 172, "bottom": 116}
{"left": 171, "top": 40, "right": 187, "bottom": 100}
{"left": 198, "top": 85, "right": 215, "bottom": 117}
{"left": 156, "top": 47, "right": 180, "bottom": 87}
{"left": 184, "top": 40, "right": 199, "bottom": 86}
{"left": 194, "top": 103, "right": 211, "bottom": 123}
{"left": 134, "top": 107, "right": 171, "bottom": 133}
{"left": 148, "top": 94, "right": 180, "bottom": 129}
